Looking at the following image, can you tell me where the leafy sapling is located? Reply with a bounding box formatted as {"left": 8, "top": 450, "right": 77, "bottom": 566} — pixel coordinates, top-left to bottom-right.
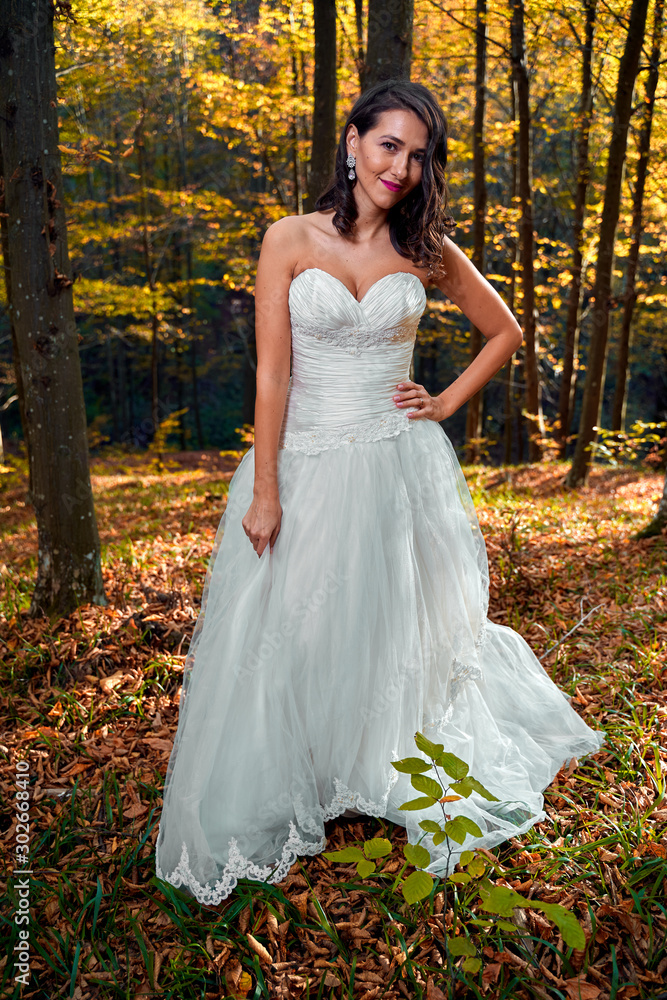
{"left": 324, "top": 731, "right": 586, "bottom": 983}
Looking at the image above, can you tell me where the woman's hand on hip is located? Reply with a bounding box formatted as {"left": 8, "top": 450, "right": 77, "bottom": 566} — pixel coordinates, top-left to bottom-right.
{"left": 393, "top": 381, "right": 447, "bottom": 422}
{"left": 242, "top": 493, "right": 283, "bottom": 557}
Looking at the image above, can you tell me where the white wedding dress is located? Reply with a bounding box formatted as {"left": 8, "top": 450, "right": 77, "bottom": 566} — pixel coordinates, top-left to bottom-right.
{"left": 155, "top": 267, "right": 604, "bottom": 906}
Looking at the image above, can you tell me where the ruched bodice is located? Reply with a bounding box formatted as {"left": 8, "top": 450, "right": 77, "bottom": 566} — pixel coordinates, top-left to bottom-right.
{"left": 279, "top": 268, "right": 427, "bottom": 454}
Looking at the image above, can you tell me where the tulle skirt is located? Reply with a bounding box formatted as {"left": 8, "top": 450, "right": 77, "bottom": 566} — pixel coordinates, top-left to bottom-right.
{"left": 155, "top": 419, "right": 604, "bottom": 905}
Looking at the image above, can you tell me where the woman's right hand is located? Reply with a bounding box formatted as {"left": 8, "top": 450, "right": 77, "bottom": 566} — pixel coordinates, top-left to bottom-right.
{"left": 242, "top": 492, "right": 283, "bottom": 557}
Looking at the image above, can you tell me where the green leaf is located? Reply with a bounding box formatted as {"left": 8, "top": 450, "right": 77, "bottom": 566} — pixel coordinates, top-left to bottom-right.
{"left": 323, "top": 846, "right": 366, "bottom": 863}
{"left": 535, "top": 901, "right": 586, "bottom": 950}
{"left": 401, "top": 869, "right": 435, "bottom": 904}
{"left": 391, "top": 756, "right": 432, "bottom": 774}
{"left": 467, "top": 777, "right": 500, "bottom": 802}
{"left": 467, "top": 857, "right": 486, "bottom": 878}
{"left": 463, "top": 957, "right": 482, "bottom": 973}
{"left": 496, "top": 919, "right": 520, "bottom": 933}
{"left": 446, "top": 936, "right": 476, "bottom": 957}
{"left": 449, "top": 778, "right": 473, "bottom": 798}
{"left": 448, "top": 872, "right": 471, "bottom": 884}
{"left": 458, "top": 816, "right": 483, "bottom": 838}
{"left": 364, "top": 837, "right": 392, "bottom": 859}
{"left": 433, "top": 831, "right": 447, "bottom": 846}
{"left": 443, "top": 818, "right": 469, "bottom": 844}
{"left": 357, "top": 859, "right": 376, "bottom": 878}
{"left": 449, "top": 776, "right": 499, "bottom": 801}
{"left": 468, "top": 918, "right": 494, "bottom": 926}
{"left": 460, "top": 850, "right": 474, "bottom": 866}
{"left": 399, "top": 795, "right": 438, "bottom": 811}
{"left": 435, "top": 752, "right": 469, "bottom": 779}
{"left": 403, "top": 843, "right": 431, "bottom": 868}
{"left": 410, "top": 773, "right": 443, "bottom": 798}
{"left": 419, "top": 819, "right": 443, "bottom": 834}
{"left": 414, "top": 732, "right": 444, "bottom": 758}
{"left": 478, "top": 884, "right": 524, "bottom": 917}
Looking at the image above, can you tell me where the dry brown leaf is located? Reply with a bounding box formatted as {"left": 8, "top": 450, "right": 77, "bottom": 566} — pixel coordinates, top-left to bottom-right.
{"left": 246, "top": 933, "right": 272, "bottom": 964}
{"left": 426, "top": 977, "right": 447, "bottom": 999}
{"left": 563, "top": 978, "right": 601, "bottom": 1000}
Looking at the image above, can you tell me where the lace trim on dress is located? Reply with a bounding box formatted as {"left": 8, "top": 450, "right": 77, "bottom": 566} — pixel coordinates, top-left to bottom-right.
{"left": 156, "top": 747, "right": 401, "bottom": 907}
{"left": 291, "top": 320, "right": 418, "bottom": 354}
{"left": 280, "top": 410, "right": 413, "bottom": 456}
{"left": 155, "top": 822, "right": 326, "bottom": 908}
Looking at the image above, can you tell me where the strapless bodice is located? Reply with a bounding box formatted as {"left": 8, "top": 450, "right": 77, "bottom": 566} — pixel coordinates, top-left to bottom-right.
{"left": 279, "top": 268, "right": 427, "bottom": 455}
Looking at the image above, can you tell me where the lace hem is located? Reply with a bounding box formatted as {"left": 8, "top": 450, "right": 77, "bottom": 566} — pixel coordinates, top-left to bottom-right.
{"left": 154, "top": 631, "right": 491, "bottom": 909}
{"left": 155, "top": 765, "right": 400, "bottom": 908}
{"left": 280, "top": 410, "right": 413, "bottom": 456}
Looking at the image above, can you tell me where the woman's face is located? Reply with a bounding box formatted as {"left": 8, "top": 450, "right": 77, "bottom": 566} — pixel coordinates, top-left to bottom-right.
{"left": 346, "top": 108, "right": 429, "bottom": 211}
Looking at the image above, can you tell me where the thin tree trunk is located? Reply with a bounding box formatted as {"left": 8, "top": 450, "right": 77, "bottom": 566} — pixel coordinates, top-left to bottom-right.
{"left": 504, "top": 70, "right": 519, "bottom": 466}
{"left": 465, "top": 0, "right": 487, "bottom": 464}
{"left": 636, "top": 466, "right": 667, "bottom": 537}
{"left": 503, "top": 64, "right": 523, "bottom": 465}
{"left": 135, "top": 30, "right": 161, "bottom": 454}
{"left": 288, "top": 13, "right": 303, "bottom": 216}
{"left": 106, "top": 330, "right": 119, "bottom": 441}
{"left": 510, "top": 0, "right": 543, "bottom": 462}
{"left": 174, "top": 29, "right": 203, "bottom": 449}
{"left": 566, "top": 0, "right": 650, "bottom": 488}
{"left": 242, "top": 304, "right": 257, "bottom": 427}
{"left": 190, "top": 331, "right": 204, "bottom": 449}
{"left": 0, "top": 0, "right": 106, "bottom": 616}
{"left": 308, "top": 0, "right": 337, "bottom": 206}
{"left": 557, "top": 0, "right": 597, "bottom": 458}
{"left": 354, "top": 0, "right": 365, "bottom": 91}
{"left": 362, "top": 0, "right": 414, "bottom": 89}
{"left": 611, "top": 0, "right": 664, "bottom": 432}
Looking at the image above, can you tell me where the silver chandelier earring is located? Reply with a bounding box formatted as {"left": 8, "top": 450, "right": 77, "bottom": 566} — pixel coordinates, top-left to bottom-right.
{"left": 346, "top": 153, "right": 356, "bottom": 180}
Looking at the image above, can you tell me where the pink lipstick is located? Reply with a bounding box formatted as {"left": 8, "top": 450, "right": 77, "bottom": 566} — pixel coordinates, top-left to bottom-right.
{"left": 381, "top": 179, "right": 402, "bottom": 192}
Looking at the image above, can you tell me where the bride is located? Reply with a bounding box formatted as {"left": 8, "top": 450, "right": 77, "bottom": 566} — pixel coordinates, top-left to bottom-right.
{"left": 155, "top": 79, "right": 604, "bottom": 906}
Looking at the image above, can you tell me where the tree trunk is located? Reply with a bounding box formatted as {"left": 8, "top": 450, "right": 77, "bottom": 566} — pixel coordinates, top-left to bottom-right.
{"left": 465, "top": 0, "right": 487, "bottom": 464}
{"left": 362, "top": 0, "right": 414, "bottom": 89}
{"left": 0, "top": 147, "right": 30, "bottom": 476}
{"left": 557, "top": 0, "right": 597, "bottom": 458}
{"left": 636, "top": 466, "right": 667, "bottom": 537}
{"left": 190, "top": 332, "right": 204, "bottom": 449}
{"left": 565, "top": 0, "right": 650, "bottom": 488}
{"left": 175, "top": 30, "right": 204, "bottom": 449}
{"left": 106, "top": 330, "right": 119, "bottom": 441}
{"left": 510, "top": 0, "right": 543, "bottom": 462}
{"left": 0, "top": 0, "right": 106, "bottom": 616}
{"left": 503, "top": 63, "right": 519, "bottom": 466}
{"left": 354, "top": 0, "right": 365, "bottom": 90}
{"left": 611, "top": 0, "right": 664, "bottom": 433}
{"left": 308, "top": 0, "right": 337, "bottom": 206}
{"left": 242, "top": 304, "right": 257, "bottom": 428}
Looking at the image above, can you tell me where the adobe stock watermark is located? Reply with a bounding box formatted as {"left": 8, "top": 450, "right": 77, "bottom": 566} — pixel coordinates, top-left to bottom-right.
{"left": 12, "top": 758, "right": 33, "bottom": 987}
{"left": 233, "top": 565, "right": 352, "bottom": 683}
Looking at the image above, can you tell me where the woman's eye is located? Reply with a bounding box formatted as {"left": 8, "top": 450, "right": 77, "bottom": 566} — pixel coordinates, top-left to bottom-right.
{"left": 383, "top": 141, "right": 396, "bottom": 150}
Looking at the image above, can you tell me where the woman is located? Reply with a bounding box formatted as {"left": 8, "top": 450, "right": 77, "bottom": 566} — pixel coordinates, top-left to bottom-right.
{"left": 155, "top": 80, "right": 604, "bottom": 906}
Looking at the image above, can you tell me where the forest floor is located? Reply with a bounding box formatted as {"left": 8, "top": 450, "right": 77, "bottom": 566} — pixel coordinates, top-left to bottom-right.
{"left": 0, "top": 450, "right": 665, "bottom": 1000}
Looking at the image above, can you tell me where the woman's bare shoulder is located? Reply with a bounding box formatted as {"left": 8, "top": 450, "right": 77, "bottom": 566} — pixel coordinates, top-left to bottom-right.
{"left": 261, "top": 212, "right": 332, "bottom": 272}
{"left": 263, "top": 212, "right": 330, "bottom": 242}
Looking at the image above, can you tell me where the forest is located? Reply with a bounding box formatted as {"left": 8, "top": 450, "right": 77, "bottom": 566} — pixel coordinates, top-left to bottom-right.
{"left": 1, "top": 0, "right": 666, "bottom": 467}
{"left": 0, "top": 1, "right": 666, "bottom": 999}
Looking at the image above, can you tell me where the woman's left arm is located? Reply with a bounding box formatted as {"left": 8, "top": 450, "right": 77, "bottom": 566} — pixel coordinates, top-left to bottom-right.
{"left": 394, "top": 234, "right": 523, "bottom": 421}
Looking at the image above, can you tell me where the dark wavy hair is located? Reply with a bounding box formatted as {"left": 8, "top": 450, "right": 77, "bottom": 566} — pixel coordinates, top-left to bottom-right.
{"left": 314, "top": 79, "right": 455, "bottom": 277}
